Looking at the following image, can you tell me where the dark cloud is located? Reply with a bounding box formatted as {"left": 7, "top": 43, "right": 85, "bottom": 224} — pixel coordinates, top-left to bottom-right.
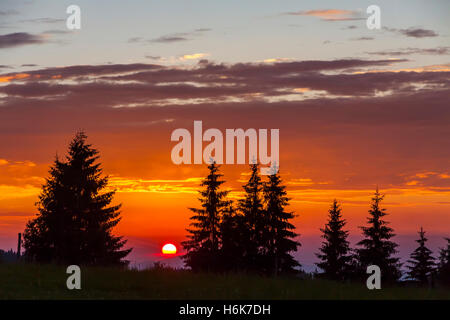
{"left": 1, "top": 58, "right": 408, "bottom": 85}
{"left": 0, "top": 9, "right": 19, "bottom": 16}
{"left": 367, "top": 47, "right": 450, "bottom": 56}
{"left": 0, "top": 32, "right": 46, "bottom": 49}
{"left": 352, "top": 36, "right": 374, "bottom": 41}
{"left": 150, "top": 34, "right": 190, "bottom": 43}
{"left": 128, "top": 37, "right": 143, "bottom": 43}
{"left": 3, "top": 58, "right": 448, "bottom": 106}
{"left": 142, "top": 29, "right": 211, "bottom": 44}
{"left": 399, "top": 28, "right": 438, "bottom": 38}
{"left": 145, "top": 55, "right": 161, "bottom": 60}
{"left": 385, "top": 27, "right": 438, "bottom": 38}
{"left": 20, "top": 17, "right": 64, "bottom": 24}
{"left": 9, "top": 63, "right": 161, "bottom": 79}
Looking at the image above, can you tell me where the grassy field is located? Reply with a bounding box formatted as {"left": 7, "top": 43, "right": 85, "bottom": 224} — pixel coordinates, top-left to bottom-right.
{"left": 0, "top": 263, "right": 449, "bottom": 300}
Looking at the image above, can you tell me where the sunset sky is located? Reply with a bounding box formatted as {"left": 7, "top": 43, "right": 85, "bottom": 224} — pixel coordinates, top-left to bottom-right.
{"left": 0, "top": 0, "right": 449, "bottom": 271}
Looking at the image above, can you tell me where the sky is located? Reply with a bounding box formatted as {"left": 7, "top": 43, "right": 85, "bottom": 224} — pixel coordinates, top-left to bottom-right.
{"left": 0, "top": 0, "right": 449, "bottom": 271}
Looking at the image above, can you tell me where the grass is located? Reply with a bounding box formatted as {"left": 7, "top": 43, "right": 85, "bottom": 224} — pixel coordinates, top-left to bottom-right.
{"left": 1, "top": 263, "right": 449, "bottom": 300}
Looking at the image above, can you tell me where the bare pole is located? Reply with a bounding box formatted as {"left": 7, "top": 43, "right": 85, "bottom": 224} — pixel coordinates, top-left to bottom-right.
{"left": 17, "top": 232, "right": 22, "bottom": 260}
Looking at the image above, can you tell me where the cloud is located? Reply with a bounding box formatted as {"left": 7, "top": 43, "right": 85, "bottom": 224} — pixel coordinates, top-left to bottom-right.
{"left": 0, "top": 59, "right": 449, "bottom": 204}
{"left": 0, "top": 10, "right": 19, "bottom": 16}
{"left": 194, "top": 28, "right": 212, "bottom": 32}
{"left": 1, "top": 63, "right": 160, "bottom": 81}
{"left": 261, "top": 58, "right": 293, "bottom": 63}
{"left": 403, "top": 172, "right": 450, "bottom": 188}
{"left": 1, "top": 59, "right": 448, "bottom": 116}
{"left": 367, "top": 47, "right": 450, "bottom": 56}
{"left": 179, "top": 53, "right": 210, "bottom": 61}
{"left": 145, "top": 55, "right": 162, "bottom": 60}
{"left": 0, "top": 185, "right": 40, "bottom": 201}
{"left": 0, "top": 158, "right": 43, "bottom": 201}
{"left": 353, "top": 64, "right": 450, "bottom": 73}
{"left": 20, "top": 17, "right": 64, "bottom": 24}
{"left": 385, "top": 27, "right": 438, "bottom": 38}
{"left": 128, "top": 37, "right": 143, "bottom": 43}
{"left": 108, "top": 176, "right": 202, "bottom": 194}
{"left": 0, "top": 32, "right": 46, "bottom": 49}
{"left": 351, "top": 36, "right": 374, "bottom": 41}
{"left": 399, "top": 28, "right": 438, "bottom": 38}
{"left": 8, "top": 58, "right": 450, "bottom": 106}
{"left": 150, "top": 33, "right": 190, "bottom": 43}
{"left": 285, "top": 9, "right": 364, "bottom": 21}
{"left": 42, "top": 29, "right": 72, "bottom": 35}
{"left": 148, "top": 28, "right": 211, "bottom": 44}
{"left": 0, "top": 73, "right": 30, "bottom": 83}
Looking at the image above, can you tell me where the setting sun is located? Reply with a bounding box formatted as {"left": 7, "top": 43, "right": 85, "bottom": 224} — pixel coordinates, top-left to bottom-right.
{"left": 162, "top": 243, "right": 177, "bottom": 255}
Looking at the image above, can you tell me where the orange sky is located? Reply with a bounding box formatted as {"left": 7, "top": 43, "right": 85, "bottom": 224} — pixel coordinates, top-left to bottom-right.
{"left": 1, "top": 131, "right": 449, "bottom": 259}
{"left": 1, "top": 36, "right": 449, "bottom": 270}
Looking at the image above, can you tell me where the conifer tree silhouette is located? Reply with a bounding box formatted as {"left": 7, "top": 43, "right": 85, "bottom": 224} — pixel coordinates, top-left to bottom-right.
{"left": 238, "top": 163, "right": 265, "bottom": 272}
{"left": 23, "top": 132, "right": 131, "bottom": 265}
{"left": 263, "top": 170, "right": 300, "bottom": 275}
{"left": 406, "top": 227, "right": 436, "bottom": 284}
{"left": 182, "top": 162, "right": 230, "bottom": 272}
{"left": 356, "top": 188, "right": 401, "bottom": 282}
{"left": 437, "top": 238, "right": 450, "bottom": 286}
{"left": 316, "top": 199, "right": 352, "bottom": 280}
{"left": 218, "top": 202, "right": 245, "bottom": 272}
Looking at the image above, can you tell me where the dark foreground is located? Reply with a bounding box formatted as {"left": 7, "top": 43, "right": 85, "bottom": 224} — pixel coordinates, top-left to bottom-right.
{"left": 1, "top": 263, "right": 449, "bottom": 300}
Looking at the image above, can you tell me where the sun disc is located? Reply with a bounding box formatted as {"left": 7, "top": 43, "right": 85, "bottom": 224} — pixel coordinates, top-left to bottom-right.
{"left": 162, "top": 243, "right": 177, "bottom": 254}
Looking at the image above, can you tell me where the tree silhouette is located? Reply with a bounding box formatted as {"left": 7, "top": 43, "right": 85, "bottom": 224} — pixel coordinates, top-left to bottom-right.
{"left": 263, "top": 170, "right": 300, "bottom": 275}
{"left": 218, "top": 202, "right": 245, "bottom": 272}
{"left": 406, "top": 227, "right": 436, "bottom": 284}
{"left": 0, "top": 249, "right": 17, "bottom": 263}
{"left": 356, "top": 188, "right": 401, "bottom": 282}
{"left": 238, "top": 163, "right": 265, "bottom": 272}
{"left": 316, "top": 199, "right": 352, "bottom": 280}
{"left": 437, "top": 237, "right": 450, "bottom": 286}
{"left": 182, "top": 162, "right": 230, "bottom": 272}
{"left": 23, "top": 132, "right": 131, "bottom": 265}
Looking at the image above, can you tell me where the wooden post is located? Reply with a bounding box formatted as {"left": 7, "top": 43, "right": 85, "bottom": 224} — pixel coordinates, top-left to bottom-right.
{"left": 17, "top": 232, "right": 22, "bottom": 259}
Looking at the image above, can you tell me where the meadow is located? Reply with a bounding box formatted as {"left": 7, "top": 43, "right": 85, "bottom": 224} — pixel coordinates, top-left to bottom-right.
{"left": 0, "top": 263, "right": 449, "bottom": 300}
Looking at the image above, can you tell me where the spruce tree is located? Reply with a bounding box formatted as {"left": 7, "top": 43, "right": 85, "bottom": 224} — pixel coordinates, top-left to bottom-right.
{"left": 316, "top": 199, "right": 352, "bottom": 280}
{"left": 437, "top": 238, "right": 450, "bottom": 286}
{"left": 406, "top": 227, "right": 436, "bottom": 284}
{"left": 356, "top": 189, "right": 401, "bottom": 282}
{"left": 23, "top": 132, "right": 131, "bottom": 265}
{"left": 263, "top": 170, "right": 300, "bottom": 275}
{"left": 182, "top": 162, "right": 230, "bottom": 272}
{"left": 238, "top": 163, "right": 265, "bottom": 272}
{"left": 218, "top": 202, "right": 245, "bottom": 272}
